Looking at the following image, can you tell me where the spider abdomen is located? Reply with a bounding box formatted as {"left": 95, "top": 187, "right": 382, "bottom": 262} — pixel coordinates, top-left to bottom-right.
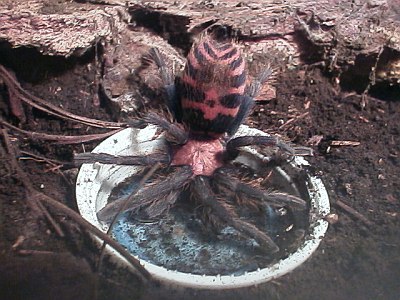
{"left": 180, "top": 34, "right": 247, "bottom": 136}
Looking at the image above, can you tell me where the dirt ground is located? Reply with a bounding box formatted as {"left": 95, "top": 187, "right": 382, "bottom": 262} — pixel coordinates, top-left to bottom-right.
{"left": 0, "top": 15, "right": 399, "bottom": 300}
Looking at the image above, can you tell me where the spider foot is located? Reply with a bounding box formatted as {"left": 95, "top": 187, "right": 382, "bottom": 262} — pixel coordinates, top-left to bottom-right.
{"left": 277, "top": 141, "right": 314, "bottom": 159}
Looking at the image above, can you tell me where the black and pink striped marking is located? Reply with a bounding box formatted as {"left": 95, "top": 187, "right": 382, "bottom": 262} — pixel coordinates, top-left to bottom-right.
{"left": 180, "top": 34, "right": 247, "bottom": 136}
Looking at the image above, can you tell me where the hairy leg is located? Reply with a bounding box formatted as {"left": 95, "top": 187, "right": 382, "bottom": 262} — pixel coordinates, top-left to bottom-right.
{"left": 143, "top": 111, "right": 188, "bottom": 144}
{"left": 192, "top": 175, "right": 279, "bottom": 253}
{"left": 97, "top": 166, "right": 193, "bottom": 222}
{"left": 148, "top": 48, "right": 181, "bottom": 119}
{"left": 74, "top": 111, "right": 187, "bottom": 166}
{"left": 226, "top": 135, "right": 313, "bottom": 161}
{"left": 74, "top": 152, "right": 170, "bottom": 167}
{"left": 227, "top": 95, "right": 254, "bottom": 136}
{"left": 213, "top": 167, "right": 306, "bottom": 210}
{"left": 245, "top": 68, "right": 273, "bottom": 99}
{"left": 227, "top": 69, "right": 273, "bottom": 136}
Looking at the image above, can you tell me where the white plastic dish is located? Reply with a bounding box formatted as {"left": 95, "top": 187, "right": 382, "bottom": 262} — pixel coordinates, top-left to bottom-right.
{"left": 76, "top": 125, "right": 330, "bottom": 289}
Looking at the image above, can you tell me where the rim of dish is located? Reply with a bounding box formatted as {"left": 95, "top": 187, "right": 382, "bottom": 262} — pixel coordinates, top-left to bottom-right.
{"left": 76, "top": 125, "right": 330, "bottom": 289}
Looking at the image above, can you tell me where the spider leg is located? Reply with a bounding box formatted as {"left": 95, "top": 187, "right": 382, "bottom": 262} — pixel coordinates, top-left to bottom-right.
{"left": 74, "top": 152, "right": 170, "bottom": 167}
{"left": 148, "top": 48, "right": 181, "bottom": 119}
{"left": 227, "top": 69, "right": 273, "bottom": 136}
{"left": 143, "top": 111, "right": 188, "bottom": 144}
{"left": 97, "top": 165, "right": 193, "bottom": 222}
{"left": 226, "top": 133, "right": 314, "bottom": 161}
{"left": 192, "top": 175, "right": 279, "bottom": 253}
{"left": 227, "top": 95, "right": 255, "bottom": 136}
{"left": 74, "top": 110, "right": 188, "bottom": 165}
{"left": 213, "top": 167, "right": 306, "bottom": 210}
{"left": 246, "top": 68, "right": 273, "bottom": 99}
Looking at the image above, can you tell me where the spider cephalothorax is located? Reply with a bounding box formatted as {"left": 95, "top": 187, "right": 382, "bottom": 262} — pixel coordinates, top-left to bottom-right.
{"left": 76, "top": 26, "right": 310, "bottom": 252}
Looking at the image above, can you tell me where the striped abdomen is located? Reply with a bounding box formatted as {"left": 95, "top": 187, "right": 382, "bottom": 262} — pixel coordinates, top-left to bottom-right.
{"left": 180, "top": 35, "right": 246, "bottom": 136}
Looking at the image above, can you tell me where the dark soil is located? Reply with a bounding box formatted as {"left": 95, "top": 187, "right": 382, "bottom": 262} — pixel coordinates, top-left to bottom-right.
{"left": 0, "top": 30, "right": 399, "bottom": 300}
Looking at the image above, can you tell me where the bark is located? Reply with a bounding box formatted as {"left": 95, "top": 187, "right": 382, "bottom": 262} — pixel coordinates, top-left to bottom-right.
{"left": 1, "top": 0, "right": 399, "bottom": 104}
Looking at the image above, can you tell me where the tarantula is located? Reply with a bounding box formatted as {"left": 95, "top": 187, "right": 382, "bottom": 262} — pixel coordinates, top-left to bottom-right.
{"left": 75, "top": 26, "right": 310, "bottom": 253}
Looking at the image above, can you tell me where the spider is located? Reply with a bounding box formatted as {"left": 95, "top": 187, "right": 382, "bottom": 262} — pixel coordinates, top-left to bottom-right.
{"left": 75, "top": 26, "right": 311, "bottom": 253}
